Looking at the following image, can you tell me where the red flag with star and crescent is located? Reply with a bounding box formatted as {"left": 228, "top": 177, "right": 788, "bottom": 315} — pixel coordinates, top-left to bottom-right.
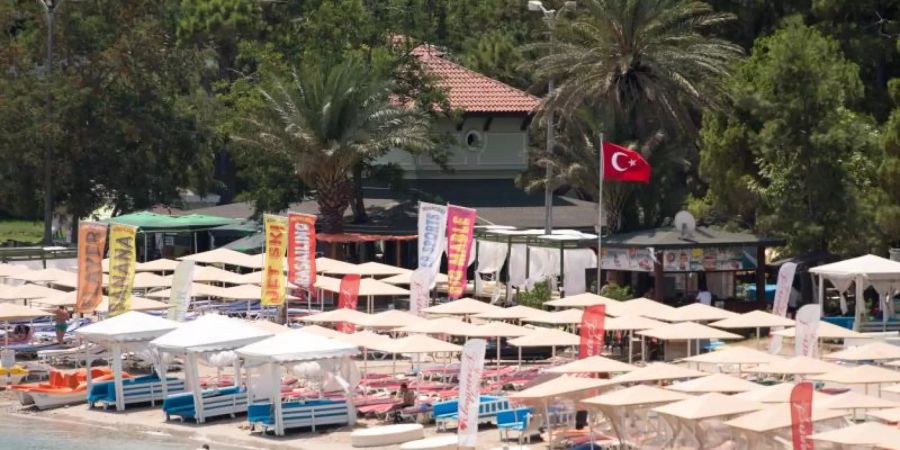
{"left": 602, "top": 141, "right": 651, "bottom": 183}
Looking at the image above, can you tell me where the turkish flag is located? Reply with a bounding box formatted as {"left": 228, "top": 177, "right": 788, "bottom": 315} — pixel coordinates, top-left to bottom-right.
{"left": 602, "top": 141, "right": 651, "bottom": 183}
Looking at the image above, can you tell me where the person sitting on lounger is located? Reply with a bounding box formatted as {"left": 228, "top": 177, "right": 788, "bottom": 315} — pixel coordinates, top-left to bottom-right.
{"left": 393, "top": 383, "right": 417, "bottom": 423}
{"left": 10, "top": 324, "right": 31, "bottom": 343}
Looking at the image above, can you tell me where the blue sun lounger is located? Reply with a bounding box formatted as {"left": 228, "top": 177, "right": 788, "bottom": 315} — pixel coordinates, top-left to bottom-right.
{"left": 248, "top": 399, "right": 352, "bottom": 435}
{"left": 163, "top": 386, "right": 248, "bottom": 422}
{"left": 88, "top": 374, "right": 186, "bottom": 410}
{"left": 433, "top": 395, "right": 511, "bottom": 430}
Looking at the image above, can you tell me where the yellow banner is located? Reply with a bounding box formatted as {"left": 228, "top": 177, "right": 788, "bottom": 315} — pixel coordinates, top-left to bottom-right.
{"left": 261, "top": 214, "right": 288, "bottom": 306}
{"left": 107, "top": 223, "right": 138, "bottom": 317}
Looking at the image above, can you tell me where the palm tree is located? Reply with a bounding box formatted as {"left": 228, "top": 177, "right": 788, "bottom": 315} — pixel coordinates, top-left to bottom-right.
{"left": 235, "top": 60, "right": 433, "bottom": 232}
{"left": 528, "top": 0, "right": 742, "bottom": 137}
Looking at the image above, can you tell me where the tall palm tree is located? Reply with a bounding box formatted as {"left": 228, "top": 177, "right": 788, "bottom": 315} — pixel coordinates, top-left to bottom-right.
{"left": 528, "top": 0, "right": 741, "bottom": 135}
{"left": 235, "top": 60, "right": 433, "bottom": 232}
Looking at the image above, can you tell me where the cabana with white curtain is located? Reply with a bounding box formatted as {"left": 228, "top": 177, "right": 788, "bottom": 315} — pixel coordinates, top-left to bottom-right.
{"left": 580, "top": 385, "right": 691, "bottom": 448}
{"left": 810, "top": 254, "right": 900, "bottom": 331}
{"left": 150, "top": 314, "right": 272, "bottom": 423}
{"left": 237, "top": 330, "right": 360, "bottom": 436}
{"left": 76, "top": 311, "right": 182, "bottom": 411}
{"left": 652, "top": 393, "right": 763, "bottom": 450}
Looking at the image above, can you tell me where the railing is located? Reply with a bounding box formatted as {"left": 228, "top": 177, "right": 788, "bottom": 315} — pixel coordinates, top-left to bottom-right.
{"left": 0, "top": 246, "right": 77, "bottom": 267}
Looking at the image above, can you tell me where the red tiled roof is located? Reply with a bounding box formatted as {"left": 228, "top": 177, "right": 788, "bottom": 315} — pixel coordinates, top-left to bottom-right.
{"left": 411, "top": 45, "right": 539, "bottom": 113}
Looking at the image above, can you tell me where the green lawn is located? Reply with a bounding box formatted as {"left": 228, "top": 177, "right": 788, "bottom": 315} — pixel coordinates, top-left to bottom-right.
{"left": 0, "top": 220, "right": 44, "bottom": 243}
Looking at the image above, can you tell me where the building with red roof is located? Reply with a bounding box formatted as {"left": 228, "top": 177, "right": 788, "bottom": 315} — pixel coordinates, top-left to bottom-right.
{"left": 379, "top": 44, "right": 540, "bottom": 180}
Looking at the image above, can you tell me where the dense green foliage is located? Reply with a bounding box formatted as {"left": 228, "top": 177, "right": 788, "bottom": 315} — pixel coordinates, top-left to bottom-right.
{"left": 0, "top": 0, "right": 896, "bottom": 255}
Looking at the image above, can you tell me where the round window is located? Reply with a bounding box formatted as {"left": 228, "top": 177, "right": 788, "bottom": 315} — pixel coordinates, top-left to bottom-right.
{"left": 464, "top": 130, "right": 484, "bottom": 151}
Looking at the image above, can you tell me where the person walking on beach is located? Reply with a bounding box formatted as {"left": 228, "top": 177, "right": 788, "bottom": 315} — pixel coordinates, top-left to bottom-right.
{"left": 54, "top": 306, "right": 70, "bottom": 344}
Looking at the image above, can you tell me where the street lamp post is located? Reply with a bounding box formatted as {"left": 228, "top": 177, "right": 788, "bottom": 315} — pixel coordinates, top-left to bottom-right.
{"left": 38, "top": 0, "right": 63, "bottom": 245}
{"left": 528, "top": 1, "right": 575, "bottom": 235}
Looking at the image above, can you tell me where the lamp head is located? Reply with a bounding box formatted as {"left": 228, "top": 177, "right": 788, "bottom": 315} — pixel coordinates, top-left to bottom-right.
{"left": 527, "top": 1, "right": 544, "bottom": 12}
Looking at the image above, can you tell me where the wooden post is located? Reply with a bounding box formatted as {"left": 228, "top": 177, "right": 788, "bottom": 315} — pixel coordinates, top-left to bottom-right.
{"left": 653, "top": 250, "right": 664, "bottom": 302}
{"left": 395, "top": 240, "right": 402, "bottom": 266}
{"left": 756, "top": 246, "right": 766, "bottom": 303}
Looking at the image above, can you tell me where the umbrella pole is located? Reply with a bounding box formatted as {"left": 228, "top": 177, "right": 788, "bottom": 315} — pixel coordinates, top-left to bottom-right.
{"left": 518, "top": 346, "right": 522, "bottom": 369}
{"left": 545, "top": 399, "right": 552, "bottom": 449}
{"left": 496, "top": 336, "right": 501, "bottom": 367}
{"left": 4, "top": 320, "right": 8, "bottom": 347}
{"left": 641, "top": 335, "right": 646, "bottom": 362}
{"left": 628, "top": 330, "right": 633, "bottom": 364}
{"left": 756, "top": 327, "right": 761, "bottom": 349}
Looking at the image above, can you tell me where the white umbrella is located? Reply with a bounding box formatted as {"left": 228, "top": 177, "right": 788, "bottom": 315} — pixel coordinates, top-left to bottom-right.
{"left": 746, "top": 356, "right": 843, "bottom": 376}
{"left": 605, "top": 315, "right": 668, "bottom": 363}
{"left": 667, "top": 373, "right": 762, "bottom": 394}
{"left": 681, "top": 346, "right": 783, "bottom": 373}
{"left": 709, "top": 310, "right": 796, "bottom": 348}
{"left": 637, "top": 321, "right": 742, "bottom": 358}
{"left": 823, "top": 341, "right": 900, "bottom": 362}
{"left": 811, "top": 364, "right": 900, "bottom": 396}
{"left": 423, "top": 297, "right": 502, "bottom": 316}
{"left": 460, "top": 321, "right": 530, "bottom": 366}
{"left": 808, "top": 422, "right": 900, "bottom": 446}
{"left": 733, "top": 382, "right": 832, "bottom": 404}
{"left": 670, "top": 303, "right": 738, "bottom": 322}
{"left": 547, "top": 355, "right": 636, "bottom": 374}
{"left": 608, "top": 362, "right": 707, "bottom": 384}
{"left": 617, "top": 297, "right": 680, "bottom": 322}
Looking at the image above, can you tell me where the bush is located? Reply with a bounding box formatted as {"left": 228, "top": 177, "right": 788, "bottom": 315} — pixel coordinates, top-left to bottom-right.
{"left": 600, "top": 283, "right": 632, "bottom": 301}
{"left": 516, "top": 279, "right": 553, "bottom": 308}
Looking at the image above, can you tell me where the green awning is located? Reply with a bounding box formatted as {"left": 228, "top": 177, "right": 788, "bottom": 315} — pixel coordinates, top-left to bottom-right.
{"left": 105, "top": 211, "right": 241, "bottom": 231}
{"left": 223, "top": 232, "right": 264, "bottom": 254}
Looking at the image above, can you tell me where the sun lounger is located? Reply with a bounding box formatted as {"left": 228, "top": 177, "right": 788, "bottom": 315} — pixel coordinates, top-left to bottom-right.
{"left": 88, "top": 374, "right": 186, "bottom": 410}
{"left": 163, "top": 386, "right": 247, "bottom": 422}
{"left": 248, "top": 398, "right": 352, "bottom": 434}
{"left": 432, "top": 395, "right": 511, "bottom": 431}
{"left": 497, "top": 407, "right": 534, "bottom": 444}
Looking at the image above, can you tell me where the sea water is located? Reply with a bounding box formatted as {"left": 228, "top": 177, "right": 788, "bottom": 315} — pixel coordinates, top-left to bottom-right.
{"left": 0, "top": 414, "right": 192, "bottom": 450}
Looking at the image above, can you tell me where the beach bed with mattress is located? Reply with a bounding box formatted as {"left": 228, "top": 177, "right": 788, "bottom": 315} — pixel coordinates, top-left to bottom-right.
{"left": 248, "top": 398, "right": 352, "bottom": 434}
{"left": 432, "top": 395, "right": 511, "bottom": 430}
{"left": 162, "top": 386, "right": 248, "bottom": 422}
{"left": 88, "top": 374, "right": 185, "bottom": 410}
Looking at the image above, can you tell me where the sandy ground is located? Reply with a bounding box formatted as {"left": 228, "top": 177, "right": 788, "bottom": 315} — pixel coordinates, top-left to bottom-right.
{"left": 1, "top": 359, "right": 517, "bottom": 450}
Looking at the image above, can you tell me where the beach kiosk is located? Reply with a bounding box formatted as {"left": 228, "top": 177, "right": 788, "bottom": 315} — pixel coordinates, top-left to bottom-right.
{"left": 151, "top": 314, "right": 272, "bottom": 423}
{"left": 76, "top": 311, "right": 182, "bottom": 411}
{"left": 236, "top": 330, "right": 359, "bottom": 436}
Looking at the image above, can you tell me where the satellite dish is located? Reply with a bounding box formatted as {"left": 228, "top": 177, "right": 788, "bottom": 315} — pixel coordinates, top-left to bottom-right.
{"left": 673, "top": 211, "right": 696, "bottom": 237}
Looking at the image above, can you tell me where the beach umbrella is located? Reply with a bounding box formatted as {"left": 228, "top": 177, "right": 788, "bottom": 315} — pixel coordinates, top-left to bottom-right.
{"left": 608, "top": 362, "right": 707, "bottom": 384}
{"left": 746, "top": 356, "right": 843, "bottom": 377}
{"left": 0, "top": 283, "right": 68, "bottom": 301}
{"left": 385, "top": 334, "right": 462, "bottom": 354}
{"left": 233, "top": 271, "right": 264, "bottom": 285}
{"left": 9, "top": 267, "right": 73, "bottom": 283}
{"left": 474, "top": 305, "right": 548, "bottom": 322}
{"left": 604, "top": 315, "right": 668, "bottom": 363}
{"left": 189, "top": 266, "right": 247, "bottom": 285}
{"left": 130, "top": 272, "right": 172, "bottom": 289}
{"left": 581, "top": 384, "right": 690, "bottom": 408}
{"left": 771, "top": 321, "right": 863, "bottom": 339}
{"left": 145, "top": 283, "right": 226, "bottom": 299}
{"left": 524, "top": 308, "right": 586, "bottom": 326}
{"left": 823, "top": 341, "right": 900, "bottom": 362}
{"left": 423, "top": 297, "right": 502, "bottom": 316}
{"left": 322, "top": 261, "right": 409, "bottom": 277}
{"left": 97, "top": 296, "right": 170, "bottom": 313}
{"left": 32, "top": 291, "right": 79, "bottom": 308}
{"left": 249, "top": 320, "right": 290, "bottom": 335}
{"left": 808, "top": 422, "right": 900, "bottom": 446}
{"left": 460, "top": 321, "right": 531, "bottom": 365}
{"left": 302, "top": 308, "right": 371, "bottom": 325}
{"left": 357, "top": 309, "right": 420, "bottom": 329}
{"left": 818, "top": 391, "right": 898, "bottom": 420}
{"left": 884, "top": 383, "right": 900, "bottom": 394}
{"left": 682, "top": 346, "right": 783, "bottom": 373}
{"left": 724, "top": 404, "right": 846, "bottom": 434}
{"left": 216, "top": 284, "right": 299, "bottom": 301}
{"left": 811, "top": 364, "right": 900, "bottom": 396}
{"left": 709, "top": 310, "right": 796, "bottom": 348}
{"left": 617, "top": 297, "right": 680, "bottom": 322}
{"left": 135, "top": 258, "right": 180, "bottom": 273}
{"left": 733, "top": 383, "right": 832, "bottom": 404}
{"left": 314, "top": 276, "right": 409, "bottom": 313}
{"left": 299, "top": 324, "right": 346, "bottom": 339}
{"left": 0, "top": 303, "right": 50, "bottom": 346}
{"left": 178, "top": 248, "right": 258, "bottom": 267}
{"left": 868, "top": 406, "right": 900, "bottom": 423}
{"left": 544, "top": 293, "right": 625, "bottom": 314}
{"left": 510, "top": 375, "right": 612, "bottom": 446}
{"left": 668, "top": 373, "right": 762, "bottom": 394}
{"left": 670, "top": 303, "right": 738, "bottom": 322}
{"left": 546, "top": 355, "right": 636, "bottom": 374}
{"left": 654, "top": 392, "right": 763, "bottom": 448}
{"left": 334, "top": 330, "right": 395, "bottom": 375}
{"left": 314, "top": 257, "right": 358, "bottom": 274}
{"left": 508, "top": 327, "right": 581, "bottom": 362}
{"left": 44, "top": 272, "right": 109, "bottom": 290}
{"left": 0, "top": 263, "right": 29, "bottom": 278}
{"left": 381, "top": 271, "right": 449, "bottom": 285}
{"left": 637, "top": 321, "right": 742, "bottom": 358}
{"left": 395, "top": 317, "right": 475, "bottom": 335}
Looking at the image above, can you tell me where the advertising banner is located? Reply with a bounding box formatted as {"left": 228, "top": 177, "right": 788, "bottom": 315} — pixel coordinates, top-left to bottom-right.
{"left": 409, "top": 268, "right": 432, "bottom": 317}
{"left": 769, "top": 262, "right": 798, "bottom": 355}
{"left": 795, "top": 304, "right": 821, "bottom": 358}
{"left": 662, "top": 247, "right": 757, "bottom": 272}
{"left": 287, "top": 213, "right": 317, "bottom": 290}
{"left": 790, "top": 382, "right": 814, "bottom": 450}
{"left": 457, "top": 338, "right": 487, "bottom": 448}
{"left": 107, "top": 224, "right": 138, "bottom": 317}
{"left": 261, "top": 214, "right": 288, "bottom": 306}
{"left": 578, "top": 305, "right": 606, "bottom": 359}
{"left": 446, "top": 205, "right": 476, "bottom": 299}
{"left": 76, "top": 222, "right": 108, "bottom": 314}
{"left": 418, "top": 202, "right": 448, "bottom": 284}
{"left": 337, "top": 274, "right": 361, "bottom": 333}
{"left": 167, "top": 261, "right": 195, "bottom": 321}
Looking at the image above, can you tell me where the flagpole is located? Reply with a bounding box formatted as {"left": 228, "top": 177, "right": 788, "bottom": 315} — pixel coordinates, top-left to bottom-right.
{"left": 597, "top": 133, "right": 604, "bottom": 295}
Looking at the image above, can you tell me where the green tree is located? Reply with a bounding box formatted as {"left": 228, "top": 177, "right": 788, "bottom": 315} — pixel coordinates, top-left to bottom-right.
{"left": 233, "top": 60, "right": 433, "bottom": 232}
{"left": 700, "top": 18, "right": 880, "bottom": 254}
{"left": 875, "top": 39, "right": 900, "bottom": 248}
{"left": 522, "top": 0, "right": 741, "bottom": 229}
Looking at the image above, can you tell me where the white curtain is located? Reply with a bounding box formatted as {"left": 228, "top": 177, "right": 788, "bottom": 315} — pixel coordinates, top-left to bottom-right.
{"left": 476, "top": 240, "right": 509, "bottom": 274}
{"left": 526, "top": 247, "right": 560, "bottom": 290}
{"left": 563, "top": 249, "right": 597, "bottom": 295}
{"left": 508, "top": 244, "right": 528, "bottom": 288}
